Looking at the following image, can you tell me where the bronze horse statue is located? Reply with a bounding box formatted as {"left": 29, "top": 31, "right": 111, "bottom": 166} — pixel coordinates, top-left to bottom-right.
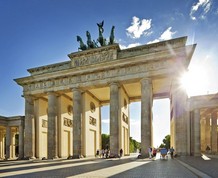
{"left": 77, "top": 35, "right": 87, "bottom": 51}
{"left": 86, "top": 31, "right": 98, "bottom": 49}
{"left": 97, "top": 21, "right": 107, "bottom": 46}
{"left": 109, "top": 26, "right": 115, "bottom": 45}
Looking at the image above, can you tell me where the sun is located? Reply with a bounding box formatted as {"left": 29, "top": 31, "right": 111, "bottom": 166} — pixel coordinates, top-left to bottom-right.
{"left": 180, "top": 65, "right": 209, "bottom": 97}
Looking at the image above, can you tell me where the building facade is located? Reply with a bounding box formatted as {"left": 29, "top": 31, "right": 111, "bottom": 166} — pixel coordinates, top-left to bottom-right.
{"left": 0, "top": 36, "right": 217, "bottom": 159}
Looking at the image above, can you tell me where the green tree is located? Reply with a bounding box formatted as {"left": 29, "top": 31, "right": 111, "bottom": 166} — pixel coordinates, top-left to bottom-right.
{"left": 129, "top": 137, "right": 140, "bottom": 153}
{"left": 159, "top": 135, "right": 170, "bottom": 149}
{"left": 101, "top": 134, "right": 110, "bottom": 149}
{"left": 101, "top": 134, "right": 140, "bottom": 153}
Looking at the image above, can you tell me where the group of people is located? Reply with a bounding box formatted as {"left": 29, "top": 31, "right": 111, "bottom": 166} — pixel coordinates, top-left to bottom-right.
{"left": 147, "top": 146, "right": 175, "bottom": 159}
{"left": 96, "top": 149, "right": 110, "bottom": 158}
{"left": 96, "top": 148, "right": 123, "bottom": 158}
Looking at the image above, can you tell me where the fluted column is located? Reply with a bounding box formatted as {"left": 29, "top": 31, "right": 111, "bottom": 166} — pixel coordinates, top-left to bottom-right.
{"left": 47, "top": 92, "right": 59, "bottom": 159}
{"left": 0, "top": 132, "right": 5, "bottom": 159}
{"left": 200, "top": 118, "right": 206, "bottom": 151}
{"left": 141, "top": 78, "right": 152, "bottom": 157}
{"left": 193, "top": 108, "right": 201, "bottom": 156}
{"left": 24, "top": 96, "right": 35, "bottom": 159}
{"left": 5, "top": 126, "right": 11, "bottom": 159}
{"left": 18, "top": 121, "right": 24, "bottom": 159}
{"left": 0, "top": 131, "right": 3, "bottom": 159}
{"left": 211, "top": 112, "right": 217, "bottom": 154}
{"left": 110, "top": 82, "right": 120, "bottom": 156}
{"left": 205, "top": 116, "right": 211, "bottom": 149}
{"left": 72, "top": 88, "right": 82, "bottom": 158}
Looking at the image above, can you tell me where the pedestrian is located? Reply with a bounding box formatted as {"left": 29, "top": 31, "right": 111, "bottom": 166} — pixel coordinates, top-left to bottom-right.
{"left": 96, "top": 149, "right": 99, "bottom": 157}
{"left": 102, "top": 149, "right": 105, "bottom": 158}
{"left": 119, "top": 148, "right": 123, "bottom": 158}
{"left": 170, "top": 147, "right": 174, "bottom": 159}
{"left": 148, "top": 146, "right": 152, "bottom": 159}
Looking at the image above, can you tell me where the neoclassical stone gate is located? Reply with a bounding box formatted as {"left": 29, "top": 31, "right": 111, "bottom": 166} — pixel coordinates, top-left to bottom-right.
{"left": 13, "top": 36, "right": 199, "bottom": 159}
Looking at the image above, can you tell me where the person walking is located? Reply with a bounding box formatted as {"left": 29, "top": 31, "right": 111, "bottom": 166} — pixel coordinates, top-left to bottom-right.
{"left": 170, "top": 147, "right": 174, "bottom": 159}
{"left": 148, "top": 146, "right": 152, "bottom": 159}
{"left": 119, "top": 148, "right": 123, "bottom": 158}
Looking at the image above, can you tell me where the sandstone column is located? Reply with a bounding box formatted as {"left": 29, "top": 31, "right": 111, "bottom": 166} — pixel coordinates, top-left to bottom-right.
{"left": 11, "top": 132, "right": 16, "bottom": 158}
{"left": 171, "top": 81, "right": 188, "bottom": 155}
{"left": 205, "top": 116, "right": 211, "bottom": 149}
{"left": 18, "top": 121, "right": 24, "bottom": 159}
{"left": 211, "top": 112, "right": 217, "bottom": 154}
{"left": 24, "top": 96, "right": 35, "bottom": 159}
{"left": 140, "top": 78, "right": 152, "bottom": 157}
{"left": 72, "top": 88, "right": 82, "bottom": 158}
{"left": 200, "top": 118, "right": 206, "bottom": 151}
{"left": 5, "top": 126, "right": 11, "bottom": 159}
{"left": 193, "top": 108, "right": 201, "bottom": 156}
{"left": 47, "top": 92, "right": 59, "bottom": 159}
{"left": 0, "top": 131, "right": 3, "bottom": 158}
{"left": 110, "top": 82, "right": 120, "bottom": 156}
{"left": 0, "top": 132, "right": 5, "bottom": 159}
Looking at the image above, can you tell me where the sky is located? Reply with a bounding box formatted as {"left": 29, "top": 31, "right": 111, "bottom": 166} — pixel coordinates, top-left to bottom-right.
{"left": 0, "top": 0, "right": 218, "bottom": 147}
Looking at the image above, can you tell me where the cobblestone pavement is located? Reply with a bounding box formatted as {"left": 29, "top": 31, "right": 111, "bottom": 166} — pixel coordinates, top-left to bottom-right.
{"left": 0, "top": 153, "right": 215, "bottom": 178}
{"left": 177, "top": 154, "right": 218, "bottom": 178}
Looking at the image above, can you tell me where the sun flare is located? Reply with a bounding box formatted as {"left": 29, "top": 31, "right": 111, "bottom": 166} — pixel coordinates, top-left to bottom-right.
{"left": 180, "top": 66, "right": 209, "bottom": 97}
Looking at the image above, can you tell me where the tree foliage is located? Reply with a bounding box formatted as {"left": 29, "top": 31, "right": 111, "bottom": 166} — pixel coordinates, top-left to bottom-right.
{"left": 101, "top": 134, "right": 140, "bottom": 153}
{"left": 159, "top": 135, "right": 170, "bottom": 149}
{"left": 129, "top": 137, "right": 141, "bottom": 153}
{"left": 101, "top": 134, "right": 110, "bottom": 149}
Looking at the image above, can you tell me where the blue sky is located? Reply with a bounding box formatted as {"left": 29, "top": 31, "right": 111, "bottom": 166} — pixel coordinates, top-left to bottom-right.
{"left": 0, "top": 0, "right": 218, "bottom": 146}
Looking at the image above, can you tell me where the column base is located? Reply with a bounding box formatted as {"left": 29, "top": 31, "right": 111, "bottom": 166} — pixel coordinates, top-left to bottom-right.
{"left": 71, "top": 155, "right": 84, "bottom": 159}
{"left": 193, "top": 153, "right": 201, "bottom": 156}
{"left": 17, "top": 156, "right": 24, "bottom": 160}
{"left": 23, "top": 156, "right": 36, "bottom": 160}
{"left": 108, "top": 153, "right": 120, "bottom": 158}
{"left": 137, "top": 153, "right": 149, "bottom": 159}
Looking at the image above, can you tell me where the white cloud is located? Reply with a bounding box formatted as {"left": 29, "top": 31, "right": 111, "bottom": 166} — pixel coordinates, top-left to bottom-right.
{"left": 159, "top": 27, "right": 176, "bottom": 40}
{"left": 119, "top": 43, "right": 141, "bottom": 49}
{"left": 126, "top": 16, "right": 152, "bottom": 39}
{"left": 147, "top": 39, "right": 160, "bottom": 44}
{"left": 147, "top": 27, "right": 176, "bottom": 44}
{"left": 102, "top": 119, "right": 109, "bottom": 124}
{"left": 190, "top": 0, "right": 212, "bottom": 20}
{"left": 130, "top": 119, "right": 141, "bottom": 142}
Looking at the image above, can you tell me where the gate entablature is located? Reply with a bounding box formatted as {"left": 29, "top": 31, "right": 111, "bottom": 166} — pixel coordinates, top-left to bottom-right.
{"left": 15, "top": 36, "right": 196, "bottom": 99}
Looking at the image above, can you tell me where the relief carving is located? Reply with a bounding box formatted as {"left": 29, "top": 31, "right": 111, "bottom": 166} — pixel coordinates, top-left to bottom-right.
{"left": 122, "top": 112, "right": 128, "bottom": 124}
{"left": 89, "top": 116, "right": 96, "bottom": 126}
{"left": 42, "top": 119, "right": 48, "bottom": 128}
{"left": 72, "top": 51, "right": 114, "bottom": 67}
{"left": 63, "top": 117, "right": 73, "bottom": 127}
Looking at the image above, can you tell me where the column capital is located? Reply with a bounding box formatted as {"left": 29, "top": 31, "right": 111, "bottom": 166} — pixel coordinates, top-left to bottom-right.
{"left": 109, "top": 82, "right": 120, "bottom": 87}
{"left": 47, "top": 91, "right": 60, "bottom": 97}
{"left": 72, "top": 87, "right": 81, "bottom": 92}
{"left": 23, "top": 94, "right": 36, "bottom": 101}
{"left": 140, "top": 78, "right": 152, "bottom": 85}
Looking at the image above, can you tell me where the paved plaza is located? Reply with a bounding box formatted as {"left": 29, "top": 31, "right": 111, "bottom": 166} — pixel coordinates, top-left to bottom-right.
{"left": 0, "top": 153, "right": 217, "bottom": 178}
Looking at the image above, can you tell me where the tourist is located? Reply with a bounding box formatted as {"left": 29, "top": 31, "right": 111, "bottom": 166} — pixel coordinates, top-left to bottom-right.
{"left": 120, "top": 148, "right": 123, "bottom": 158}
{"left": 102, "top": 149, "right": 105, "bottom": 158}
{"left": 170, "top": 147, "right": 174, "bottom": 159}
{"left": 152, "top": 148, "right": 157, "bottom": 157}
{"left": 148, "top": 146, "right": 152, "bottom": 159}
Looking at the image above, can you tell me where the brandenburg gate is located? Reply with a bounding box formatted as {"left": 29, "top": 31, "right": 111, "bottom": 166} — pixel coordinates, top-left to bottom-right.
{"left": 12, "top": 35, "right": 199, "bottom": 159}
{"left": 0, "top": 32, "right": 217, "bottom": 160}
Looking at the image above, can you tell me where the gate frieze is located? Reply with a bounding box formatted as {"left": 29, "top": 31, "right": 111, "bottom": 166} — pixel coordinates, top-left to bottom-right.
{"left": 23, "top": 59, "right": 172, "bottom": 94}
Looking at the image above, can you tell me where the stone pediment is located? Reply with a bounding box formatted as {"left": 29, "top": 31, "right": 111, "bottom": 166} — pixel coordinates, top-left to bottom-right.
{"left": 25, "top": 36, "right": 189, "bottom": 76}
{"left": 68, "top": 43, "right": 120, "bottom": 67}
